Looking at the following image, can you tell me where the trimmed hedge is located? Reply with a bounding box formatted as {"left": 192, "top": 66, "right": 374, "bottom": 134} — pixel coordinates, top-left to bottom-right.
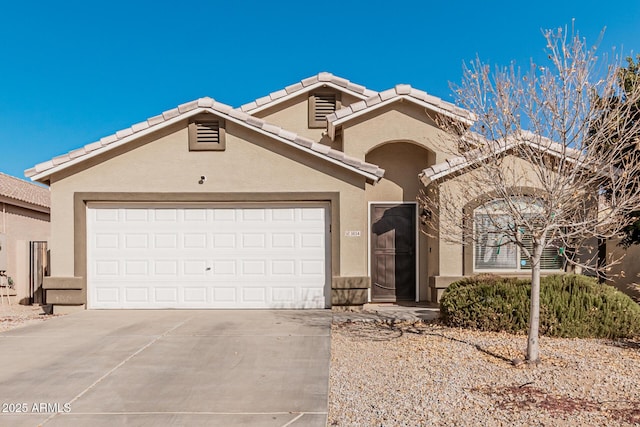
{"left": 439, "top": 274, "right": 640, "bottom": 339}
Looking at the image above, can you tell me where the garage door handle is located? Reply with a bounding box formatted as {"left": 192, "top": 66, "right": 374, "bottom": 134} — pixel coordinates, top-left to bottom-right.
{"left": 206, "top": 267, "right": 212, "bottom": 271}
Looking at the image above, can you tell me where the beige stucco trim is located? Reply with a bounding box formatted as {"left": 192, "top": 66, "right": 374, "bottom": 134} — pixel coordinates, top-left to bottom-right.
{"left": 73, "top": 192, "right": 340, "bottom": 304}
{"left": 367, "top": 201, "right": 420, "bottom": 303}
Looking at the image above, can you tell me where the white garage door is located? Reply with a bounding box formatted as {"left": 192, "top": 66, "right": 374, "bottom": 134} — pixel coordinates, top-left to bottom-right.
{"left": 87, "top": 204, "right": 329, "bottom": 309}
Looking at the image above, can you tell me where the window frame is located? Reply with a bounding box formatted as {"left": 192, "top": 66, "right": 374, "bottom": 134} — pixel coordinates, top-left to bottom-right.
{"left": 472, "top": 198, "right": 565, "bottom": 273}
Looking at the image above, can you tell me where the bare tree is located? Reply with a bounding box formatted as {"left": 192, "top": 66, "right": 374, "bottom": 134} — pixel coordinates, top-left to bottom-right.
{"left": 420, "top": 26, "right": 640, "bottom": 363}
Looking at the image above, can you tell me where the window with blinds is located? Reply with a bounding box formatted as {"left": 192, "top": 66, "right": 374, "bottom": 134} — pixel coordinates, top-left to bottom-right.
{"left": 308, "top": 92, "right": 341, "bottom": 128}
{"left": 474, "top": 214, "right": 518, "bottom": 269}
{"left": 519, "top": 234, "right": 565, "bottom": 270}
{"left": 474, "top": 200, "right": 565, "bottom": 272}
{"left": 188, "top": 116, "right": 226, "bottom": 151}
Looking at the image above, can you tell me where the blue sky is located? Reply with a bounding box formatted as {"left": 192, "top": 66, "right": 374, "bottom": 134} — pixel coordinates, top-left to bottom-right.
{"left": 1, "top": 0, "right": 639, "bottom": 180}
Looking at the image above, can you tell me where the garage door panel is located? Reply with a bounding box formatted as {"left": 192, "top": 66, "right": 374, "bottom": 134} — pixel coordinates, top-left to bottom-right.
{"left": 96, "top": 287, "right": 119, "bottom": 303}
{"left": 213, "top": 233, "right": 236, "bottom": 248}
{"left": 124, "top": 260, "right": 148, "bottom": 275}
{"left": 184, "top": 287, "right": 207, "bottom": 303}
{"left": 87, "top": 206, "right": 328, "bottom": 309}
{"left": 183, "top": 233, "right": 207, "bottom": 248}
{"left": 155, "top": 287, "right": 178, "bottom": 303}
{"left": 212, "top": 260, "right": 236, "bottom": 275}
{"left": 124, "top": 287, "right": 148, "bottom": 303}
{"left": 184, "top": 260, "right": 208, "bottom": 276}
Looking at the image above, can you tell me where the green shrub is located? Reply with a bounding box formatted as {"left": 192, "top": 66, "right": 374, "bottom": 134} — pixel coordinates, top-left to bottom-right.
{"left": 439, "top": 274, "right": 640, "bottom": 339}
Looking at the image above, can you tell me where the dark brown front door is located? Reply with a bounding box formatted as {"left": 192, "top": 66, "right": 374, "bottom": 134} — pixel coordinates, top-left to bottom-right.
{"left": 370, "top": 204, "right": 416, "bottom": 302}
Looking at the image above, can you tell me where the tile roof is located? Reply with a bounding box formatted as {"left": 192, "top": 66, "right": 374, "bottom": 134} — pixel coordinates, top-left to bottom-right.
{"left": 26, "top": 97, "right": 384, "bottom": 183}
{"left": 238, "top": 72, "right": 377, "bottom": 114}
{"left": 0, "top": 172, "right": 50, "bottom": 209}
{"left": 326, "top": 84, "right": 475, "bottom": 139}
{"left": 419, "top": 131, "right": 582, "bottom": 185}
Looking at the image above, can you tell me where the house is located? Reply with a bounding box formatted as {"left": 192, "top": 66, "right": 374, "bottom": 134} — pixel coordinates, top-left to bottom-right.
{"left": 0, "top": 172, "right": 50, "bottom": 304}
{"left": 26, "top": 73, "right": 569, "bottom": 312}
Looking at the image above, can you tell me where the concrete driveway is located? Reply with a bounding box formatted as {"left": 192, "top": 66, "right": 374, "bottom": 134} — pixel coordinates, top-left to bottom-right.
{"left": 0, "top": 310, "right": 331, "bottom": 427}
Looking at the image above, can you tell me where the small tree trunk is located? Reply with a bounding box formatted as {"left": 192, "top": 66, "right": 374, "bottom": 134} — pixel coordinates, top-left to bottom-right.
{"left": 527, "top": 242, "right": 543, "bottom": 364}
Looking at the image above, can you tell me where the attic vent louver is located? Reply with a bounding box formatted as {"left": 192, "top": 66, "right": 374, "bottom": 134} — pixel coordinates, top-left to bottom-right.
{"left": 188, "top": 116, "right": 226, "bottom": 151}
{"left": 196, "top": 121, "right": 220, "bottom": 143}
{"left": 309, "top": 92, "right": 341, "bottom": 128}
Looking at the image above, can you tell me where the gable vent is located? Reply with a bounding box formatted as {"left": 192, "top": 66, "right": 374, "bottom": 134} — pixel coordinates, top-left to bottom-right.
{"left": 195, "top": 121, "right": 221, "bottom": 144}
{"left": 309, "top": 92, "right": 341, "bottom": 128}
{"left": 188, "top": 116, "right": 226, "bottom": 151}
{"left": 314, "top": 94, "right": 337, "bottom": 121}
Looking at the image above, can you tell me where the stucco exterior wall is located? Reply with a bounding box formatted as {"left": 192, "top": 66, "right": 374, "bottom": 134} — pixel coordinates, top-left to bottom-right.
{"left": 254, "top": 92, "right": 360, "bottom": 147}
{"left": 606, "top": 241, "right": 640, "bottom": 302}
{"left": 1, "top": 203, "right": 50, "bottom": 303}
{"left": 47, "top": 120, "right": 369, "bottom": 287}
{"left": 341, "top": 103, "right": 457, "bottom": 161}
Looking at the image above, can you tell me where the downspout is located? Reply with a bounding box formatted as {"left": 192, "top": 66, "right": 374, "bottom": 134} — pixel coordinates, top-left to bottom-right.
{"left": 2, "top": 202, "right": 5, "bottom": 233}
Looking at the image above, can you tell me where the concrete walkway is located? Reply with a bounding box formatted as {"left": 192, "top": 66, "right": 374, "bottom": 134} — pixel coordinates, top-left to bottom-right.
{"left": 332, "top": 302, "right": 441, "bottom": 324}
{"left": 0, "top": 310, "right": 331, "bottom": 427}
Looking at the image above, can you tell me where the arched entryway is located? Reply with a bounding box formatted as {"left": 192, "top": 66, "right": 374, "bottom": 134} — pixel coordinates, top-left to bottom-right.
{"left": 365, "top": 142, "right": 435, "bottom": 302}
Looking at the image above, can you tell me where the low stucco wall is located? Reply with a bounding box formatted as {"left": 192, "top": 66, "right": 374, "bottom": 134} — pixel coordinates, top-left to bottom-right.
{"left": 606, "top": 241, "right": 640, "bottom": 302}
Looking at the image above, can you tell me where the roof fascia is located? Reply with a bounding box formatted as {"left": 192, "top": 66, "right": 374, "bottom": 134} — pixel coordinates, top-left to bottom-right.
{"left": 0, "top": 195, "right": 50, "bottom": 214}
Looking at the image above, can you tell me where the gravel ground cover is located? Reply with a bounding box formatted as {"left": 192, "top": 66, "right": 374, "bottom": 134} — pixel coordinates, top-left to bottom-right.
{"left": 3, "top": 304, "right": 639, "bottom": 425}
{"left": 0, "top": 303, "right": 62, "bottom": 332}
{"left": 329, "top": 321, "right": 640, "bottom": 426}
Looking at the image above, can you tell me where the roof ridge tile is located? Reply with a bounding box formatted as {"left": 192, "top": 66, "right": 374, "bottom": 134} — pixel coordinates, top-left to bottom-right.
{"left": 301, "top": 75, "right": 319, "bottom": 87}
{"left": 27, "top": 90, "right": 385, "bottom": 181}
{"left": 395, "top": 84, "right": 412, "bottom": 95}
{"left": 239, "top": 72, "right": 377, "bottom": 114}
{"left": 318, "top": 72, "right": 334, "bottom": 82}
{"left": 270, "top": 89, "right": 288, "bottom": 100}
{"left": 197, "top": 97, "right": 215, "bottom": 107}
{"left": 131, "top": 121, "right": 150, "bottom": 133}
{"left": 379, "top": 89, "right": 397, "bottom": 101}
{"left": 147, "top": 114, "right": 166, "bottom": 127}
{"left": 254, "top": 95, "right": 272, "bottom": 107}
{"left": 285, "top": 82, "right": 304, "bottom": 94}
{"left": 115, "top": 128, "right": 134, "bottom": 139}
{"left": 245, "top": 116, "right": 265, "bottom": 127}
{"left": 261, "top": 122, "right": 280, "bottom": 134}
{"left": 178, "top": 100, "right": 200, "bottom": 113}
{"left": 162, "top": 108, "right": 180, "bottom": 120}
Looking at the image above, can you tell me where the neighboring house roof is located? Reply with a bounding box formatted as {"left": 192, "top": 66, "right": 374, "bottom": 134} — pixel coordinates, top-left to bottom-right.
{"left": 419, "top": 131, "right": 582, "bottom": 185}
{"left": 0, "top": 172, "right": 50, "bottom": 209}
{"left": 238, "top": 72, "right": 377, "bottom": 114}
{"left": 25, "top": 97, "right": 385, "bottom": 183}
{"left": 326, "top": 84, "right": 475, "bottom": 139}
